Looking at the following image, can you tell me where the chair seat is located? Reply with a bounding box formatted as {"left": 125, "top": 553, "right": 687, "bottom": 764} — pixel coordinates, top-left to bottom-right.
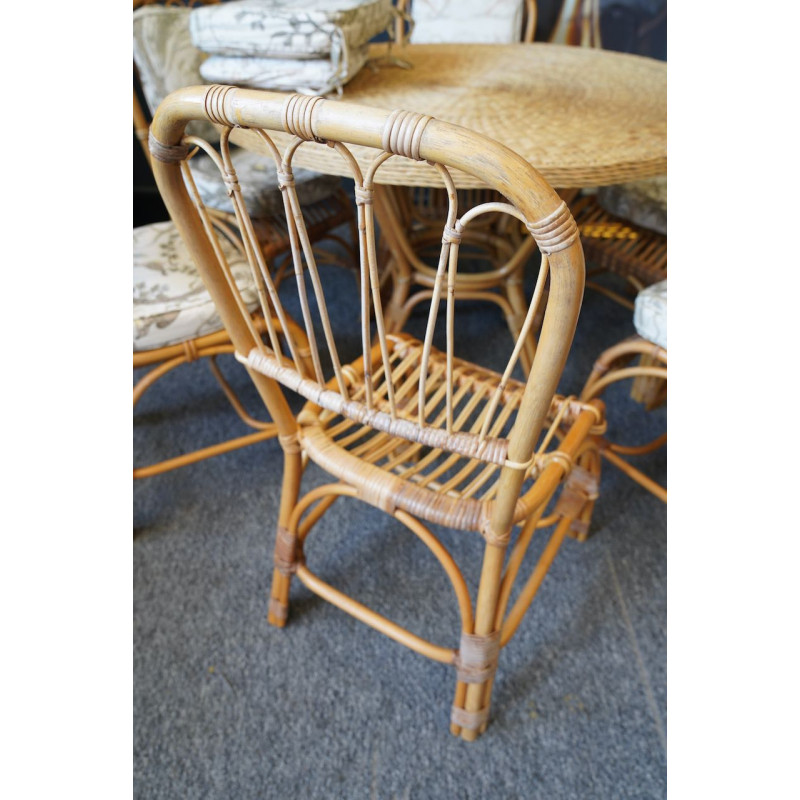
{"left": 133, "top": 220, "right": 258, "bottom": 352}
{"left": 188, "top": 148, "right": 341, "bottom": 218}
{"left": 596, "top": 175, "right": 667, "bottom": 236}
{"left": 296, "top": 333, "right": 584, "bottom": 531}
{"left": 633, "top": 280, "right": 667, "bottom": 349}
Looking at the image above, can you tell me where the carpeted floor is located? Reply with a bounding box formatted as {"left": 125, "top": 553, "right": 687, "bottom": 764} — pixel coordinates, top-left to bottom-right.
{"left": 134, "top": 245, "right": 666, "bottom": 799}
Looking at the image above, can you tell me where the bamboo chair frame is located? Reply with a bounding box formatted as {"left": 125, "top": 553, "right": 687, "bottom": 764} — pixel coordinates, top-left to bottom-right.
{"left": 150, "top": 84, "right": 604, "bottom": 739}
{"left": 580, "top": 335, "right": 666, "bottom": 502}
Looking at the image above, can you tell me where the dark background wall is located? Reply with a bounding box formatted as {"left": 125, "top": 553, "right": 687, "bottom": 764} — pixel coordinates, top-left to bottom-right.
{"left": 133, "top": 0, "right": 667, "bottom": 226}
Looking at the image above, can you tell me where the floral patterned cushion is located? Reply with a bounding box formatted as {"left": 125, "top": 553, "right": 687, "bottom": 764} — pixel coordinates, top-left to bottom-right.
{"left": 132, "top": 4, "right": 219, "bottom": 144}
{"left": 410, "top": 0, "right": 525, "bottom": 44}
{"left": 633, "top": 280, "right": 667, "bottom": 350}
{"left": 198, "top": 42, "right": 370, "bottom": 95}
{"left": 189, "top": 0, "right": 393, "bottom": 58}
{"left": 188, "top": 149, "right": 341, "bottom": 217}
{"left": 596, "top": 176, "right": 667, "bottom": 236}
{"left": 133, "top": 221, "right": 259, "bottom": 351}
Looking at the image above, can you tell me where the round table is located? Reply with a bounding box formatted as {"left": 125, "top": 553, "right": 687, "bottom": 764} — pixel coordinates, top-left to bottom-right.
{"left": 232, "top": 42, "right": 666, "bottom": 189}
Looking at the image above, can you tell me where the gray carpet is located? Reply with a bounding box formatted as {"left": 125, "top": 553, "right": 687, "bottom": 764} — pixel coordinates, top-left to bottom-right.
{"left": 134, "top": 247, "right": 666, "bottom": 798}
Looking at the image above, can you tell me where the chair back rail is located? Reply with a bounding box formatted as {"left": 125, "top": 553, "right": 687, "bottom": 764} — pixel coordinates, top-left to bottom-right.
{"left": 150, "top": 85, "right": 584, "bottom": 540}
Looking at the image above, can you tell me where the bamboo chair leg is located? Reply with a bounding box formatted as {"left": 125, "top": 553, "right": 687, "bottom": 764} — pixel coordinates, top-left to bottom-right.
{"left": 268, "top": 448, "right": 304, "bottom": 627}
{"left": 452, "top": 542, "right": 506, "bottom": 741}
{"left": 630, "top": 352, "right": 667, "bottom": 409}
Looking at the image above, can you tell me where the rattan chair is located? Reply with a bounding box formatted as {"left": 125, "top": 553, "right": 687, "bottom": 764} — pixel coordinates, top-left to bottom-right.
{"left": 150, "top": 84, "right": 605, "bottom": 739}
{"left": 580, "top": 280, "right": 666, "bottom": 501}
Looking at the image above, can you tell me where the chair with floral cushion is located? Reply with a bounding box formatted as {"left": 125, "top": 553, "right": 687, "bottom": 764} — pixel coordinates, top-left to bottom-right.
{"left": 133, "top": 0, "right": 352, "bottom": 478}
{"left": 580, "top": 280, "right": 667, "bottom": 502}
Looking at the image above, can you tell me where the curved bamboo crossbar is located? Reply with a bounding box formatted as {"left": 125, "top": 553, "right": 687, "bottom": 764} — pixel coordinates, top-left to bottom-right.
{"left": 150, "top": 85, "right": 602, "bottom": 740}
{"left": 581, "top": 335, "right": 666, "bottom": 502}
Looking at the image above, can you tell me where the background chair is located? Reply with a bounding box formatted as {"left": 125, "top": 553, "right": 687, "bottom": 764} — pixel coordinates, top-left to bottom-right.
{"left": 133, "top": 0, "right": 353, "bottom": 478}
{"left": 150, "top": 84, "right": 604, "bottom": 739}
{"left": 580, "top": 279, "right": 666, "bottom": 502}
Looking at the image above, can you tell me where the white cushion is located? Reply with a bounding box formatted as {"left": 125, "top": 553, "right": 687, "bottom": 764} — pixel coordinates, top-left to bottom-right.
{"left": 133, "top": 221, "right": 258, "bottom": 351}
{"left": 596, "top": 176, "right": 667, "bottom": 236}
{"left": 633, "top": 280, "right": 667, "bottom": 350}
{"left": 132, "top": 5, "right": 219, "bottom": 144}
{"left": 188, "top": 149, "right": 341, "bottom": 217}
{"left": 199, "top": 42, "right": 370, "bottom": 95}
{"left": 410, "top": 0, "right": 524, "bottom": 44}
{"left": 189, "top": 0, "right": 393, "bottom": 58}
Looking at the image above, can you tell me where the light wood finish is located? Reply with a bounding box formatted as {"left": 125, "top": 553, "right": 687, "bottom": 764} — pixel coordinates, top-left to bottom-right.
{"left": 231, "top": 43, "right": 666, "bottom": 190}
{"left": 580, "top": 335, "right": 666, "bottom": 502}
{"left": 151, "top": 84, "right": 604, "bottom": 739}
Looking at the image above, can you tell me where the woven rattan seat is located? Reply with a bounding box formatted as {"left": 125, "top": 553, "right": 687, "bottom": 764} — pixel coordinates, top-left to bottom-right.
{"left": 298, "top": 333, "right": 594, "bottom": 532}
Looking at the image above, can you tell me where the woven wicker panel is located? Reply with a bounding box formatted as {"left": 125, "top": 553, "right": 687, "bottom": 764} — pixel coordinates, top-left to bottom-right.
{"left": 231, "top": 43, "right": 666, "bottom": 189}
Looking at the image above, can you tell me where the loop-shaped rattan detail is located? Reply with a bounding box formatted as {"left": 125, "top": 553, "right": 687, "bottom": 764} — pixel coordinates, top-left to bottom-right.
{"left": 450, "top": 704, "right": 490, "bottom": 731}
{"left": 381, "top": 109, "right": 434, "bottom": 161}
{"left": 148, "top": 132, "right": 191, "bottom": 163}
{"left": 282, "top": 94, "right": 326, "bottom": 143}
{"left": 455, "top": 630, "right": 501, "bottom": 684}
{"left": 526, "top": 202, "right": 580, "bottom": 255}
{"left": 204, "top": 84, "right": 237, "bottom": 127}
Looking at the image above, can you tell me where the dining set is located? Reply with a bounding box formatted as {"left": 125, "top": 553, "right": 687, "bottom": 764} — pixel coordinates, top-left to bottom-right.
{"left": 133, "top": 0, "right": 666, "bottom": 740}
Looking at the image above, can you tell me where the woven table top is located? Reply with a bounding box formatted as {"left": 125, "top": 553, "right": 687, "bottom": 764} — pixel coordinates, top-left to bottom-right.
{"left": 232, "top": 42, "right": 666, "bottom": 189}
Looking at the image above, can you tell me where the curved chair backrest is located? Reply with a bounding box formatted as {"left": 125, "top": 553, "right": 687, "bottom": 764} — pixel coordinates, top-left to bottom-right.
{"left": 150, "top": 85, "right": 584, "bottom": 536}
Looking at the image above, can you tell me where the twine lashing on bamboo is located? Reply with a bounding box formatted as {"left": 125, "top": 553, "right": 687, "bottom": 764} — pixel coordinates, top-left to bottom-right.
{"left": 282, "top": 94, "right": 326, "bottom": 143}
{"left": 236, "top": 349, "right": 511, "bottom": 466}
{"left": 381, "top": 109, "right": 433, "bottom": 160}
{"left": 148, "top": 132, "right": 190, "bottom": 163}
{"left": 526, "top": 202, "right": 579, "bottom": 254}
{"left": 450, "top": 704, "right": 490, "bottom": 731}
{"left": 274, "top": 525, "right": 301, "bottom": 575}
{"left": 205, "top": 84, "right": 236, "bottom": 127}
{"left": 455, "top": 630, "right": 501, "bottom": 684}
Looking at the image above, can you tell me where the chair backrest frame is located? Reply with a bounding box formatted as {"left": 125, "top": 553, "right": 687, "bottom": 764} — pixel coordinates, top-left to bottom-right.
{"left": 150, "top": 84, "right": 584, "bottom": 540}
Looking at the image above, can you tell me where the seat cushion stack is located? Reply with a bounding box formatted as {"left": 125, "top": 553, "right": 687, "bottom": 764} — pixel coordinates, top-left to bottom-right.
{"left": 189, "top": 0, "right": 394, "bottom": 95}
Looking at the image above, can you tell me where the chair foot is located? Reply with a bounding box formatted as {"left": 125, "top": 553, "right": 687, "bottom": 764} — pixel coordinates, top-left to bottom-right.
{"left": 267, "top": 594, "right": 289, "bottom": 628}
